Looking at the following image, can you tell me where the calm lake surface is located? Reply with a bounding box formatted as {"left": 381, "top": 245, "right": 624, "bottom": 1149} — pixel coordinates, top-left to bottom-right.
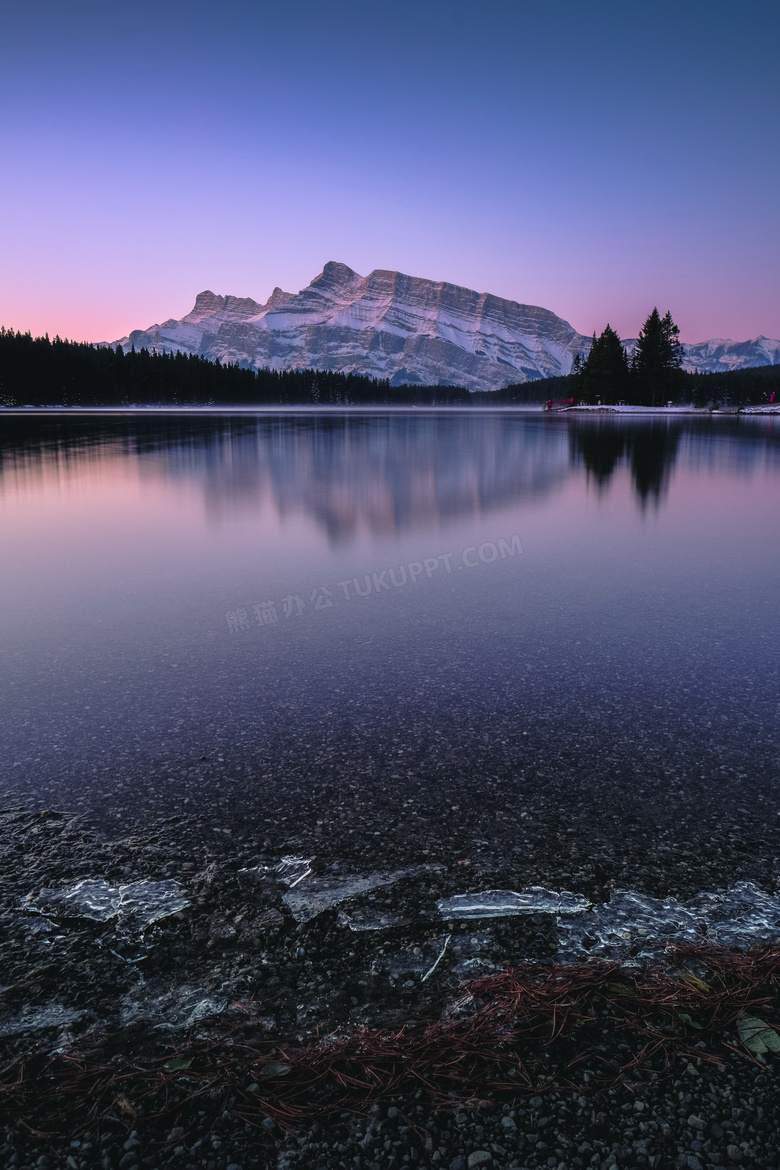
{"left": 1, "top": 410, "right": 779, "bottom": 871}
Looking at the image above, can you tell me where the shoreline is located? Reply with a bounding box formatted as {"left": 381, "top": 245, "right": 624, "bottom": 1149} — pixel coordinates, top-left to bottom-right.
{"left": 546, "top": 405, "right": 780, "bottom": 416}
{"left": 2, "top": 404, "right": 779, "bottom": 416}
{"left": 3, "top": 801, "right": 780, "bottom": 1168}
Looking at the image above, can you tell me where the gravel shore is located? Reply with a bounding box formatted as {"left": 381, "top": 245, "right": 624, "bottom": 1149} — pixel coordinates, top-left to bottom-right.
{"left": 2, "top": 797, "right": 780, "bottom": 1170}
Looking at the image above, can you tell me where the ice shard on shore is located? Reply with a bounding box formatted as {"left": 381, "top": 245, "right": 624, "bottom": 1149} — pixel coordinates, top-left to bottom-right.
{"left": 436, "top": 886, "right": 591, "bottom": 920}
{"left": 283, "top": 869, "right": 412, "bottom": 924}
{"left": 24, "top": 878, "right": 188, "bottom": 930}
{"left": 436, "top": 881, "right": 780, "bottom": 963}
{"left": 274, "top": 856, "right": 313, "bottom": 888}
{"left": 557, "top": 881, "right": 780, "bottom": 962}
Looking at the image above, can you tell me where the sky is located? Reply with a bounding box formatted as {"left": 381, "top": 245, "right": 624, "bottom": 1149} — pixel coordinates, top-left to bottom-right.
{"left": 0, "top": 0, "right": 778, "bottom": 345}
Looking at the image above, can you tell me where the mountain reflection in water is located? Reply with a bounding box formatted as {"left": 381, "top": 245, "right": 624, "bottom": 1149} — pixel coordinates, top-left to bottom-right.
{"left": 2, "top": 412, "right": 778, "bottom": 540}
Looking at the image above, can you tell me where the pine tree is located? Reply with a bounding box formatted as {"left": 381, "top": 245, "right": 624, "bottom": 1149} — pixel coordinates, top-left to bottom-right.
{"left": 579, "top": 325, "right": 629, "bottom": 405}
{"left": 567, "top": 353, "right": 583, "bottom": 403}
{"left": 632, "top": 308, "right": 685, "bottom": 406}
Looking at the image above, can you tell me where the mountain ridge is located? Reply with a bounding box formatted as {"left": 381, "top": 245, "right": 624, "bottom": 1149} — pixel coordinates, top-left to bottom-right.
{"left": 108, "top": 262, "right": 780, "bottom": 391}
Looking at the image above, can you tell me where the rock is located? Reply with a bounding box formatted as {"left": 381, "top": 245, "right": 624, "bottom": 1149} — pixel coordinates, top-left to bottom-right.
{"left": 449, "top": 1158, "right": 467, "bottom": 1170}
{"left": 467, "top": 1154, "right": 492, "bottom": 1169}
{"left": 501, "top": 1116, "right": 517, "bottom": 1129}
{"left": 688, "top": 1115, "right": 705, "bottom": 1130}
{"left": 257, "top": 908, "right": 285, "bottom": 929}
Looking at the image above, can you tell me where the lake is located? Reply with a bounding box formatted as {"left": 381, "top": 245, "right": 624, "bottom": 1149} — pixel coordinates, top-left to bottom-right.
{"left": 1, "top": 409, "right": 779, "bottom": 889}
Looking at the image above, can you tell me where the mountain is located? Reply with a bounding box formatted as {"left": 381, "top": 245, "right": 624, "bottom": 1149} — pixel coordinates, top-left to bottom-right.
{"left": 108, "top": 262, "right": 780, "bottom": 391}
{"left": 678, "top": 336, "right": 780, "bottom": 373}
{"left": 620, "top": 335, "right": 780, "bottom": 374}
{"left": 108, "top": 262, "right": 591, "bottom": 393}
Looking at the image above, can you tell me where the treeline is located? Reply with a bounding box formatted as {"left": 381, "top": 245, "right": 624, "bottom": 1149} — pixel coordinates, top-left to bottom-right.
{"left": 482, "top": 307, "right": 780, "bottom": 408}
{"left": 486, "top": 362, "right": 780, "bottom": 408}
{"left": 0, "top": 329, "right": 470, "bottom": 407}
{"left": 686, "top": 363, "right": 780, "bottom": 408}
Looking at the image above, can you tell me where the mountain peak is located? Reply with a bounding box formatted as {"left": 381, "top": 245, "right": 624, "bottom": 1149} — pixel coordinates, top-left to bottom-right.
{"left": 265, "top": 286, "right": 294, "bottom": 309}
{"left": 316, "top": 261, "right": 361, "bottom": 288}
{"left": 188, "top": 290, "right": 225, "bottom": 320}
{"left": 109, "top": 265, "right": 779, "bottom": 389}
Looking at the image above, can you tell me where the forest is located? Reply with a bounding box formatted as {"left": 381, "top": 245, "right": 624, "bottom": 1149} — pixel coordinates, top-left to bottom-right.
{"left": 0, "top": 329, "right": 470, "bottom": 407}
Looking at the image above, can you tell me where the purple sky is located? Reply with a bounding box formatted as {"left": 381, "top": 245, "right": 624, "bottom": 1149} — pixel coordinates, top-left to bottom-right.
{"left": 1, "top": 0, "right": 778, "bottom": 345}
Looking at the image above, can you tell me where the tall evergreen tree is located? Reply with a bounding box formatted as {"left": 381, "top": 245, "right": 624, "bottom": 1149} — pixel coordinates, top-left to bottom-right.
{"left": 631, "top": 308, "right": 685, "bottom": 406}
{"left": 579, "top": 325, "right": 629, "bottom": 405}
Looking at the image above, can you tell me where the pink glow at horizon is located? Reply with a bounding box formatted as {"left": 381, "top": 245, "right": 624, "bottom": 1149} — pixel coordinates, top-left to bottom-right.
{"left": 0, "top": 0, "right": 778, "bottom": 347}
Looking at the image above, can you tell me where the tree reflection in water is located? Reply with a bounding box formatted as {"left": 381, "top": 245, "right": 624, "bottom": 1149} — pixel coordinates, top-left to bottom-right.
{"left": 569, "top": 418, "right": 682, "bottom": 506}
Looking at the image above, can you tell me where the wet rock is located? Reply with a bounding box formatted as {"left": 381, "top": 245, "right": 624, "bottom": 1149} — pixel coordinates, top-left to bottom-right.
{"left": 257, "top": 908, "right": 285, "bottom": 929}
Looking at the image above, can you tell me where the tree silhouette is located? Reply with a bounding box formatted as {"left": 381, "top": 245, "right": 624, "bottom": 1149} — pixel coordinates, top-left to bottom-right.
{"left": 579, "top": 325, "right": 629, "bottom": 404}
{"left": 631, "top": 308, "right": 685, "bottom": 406}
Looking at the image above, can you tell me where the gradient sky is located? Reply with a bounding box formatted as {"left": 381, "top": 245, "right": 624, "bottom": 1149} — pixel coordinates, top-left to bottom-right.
{"left": 1, "top": 0, "right": 778, "bottom": 345}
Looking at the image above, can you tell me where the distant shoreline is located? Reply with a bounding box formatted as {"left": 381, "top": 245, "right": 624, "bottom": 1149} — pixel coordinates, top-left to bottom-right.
{"left": 549, "top": 403, "right": 780, "bottom": 416}
{"left": 2, "top": 404, "right": 779, "bottom": 415}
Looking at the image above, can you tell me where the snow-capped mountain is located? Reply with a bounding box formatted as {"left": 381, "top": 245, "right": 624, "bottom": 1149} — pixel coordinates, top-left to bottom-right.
{"left": 621, "top": 335, "right": 780, "bottom": 373}
{"left": 108, "top": 262, "right": 591, "bottom": 392}
{"left": 108, "top": 262, "right": 779, "bottom": 391}
{"left": 679, "top": 336, "right": 780, "bottom": 373}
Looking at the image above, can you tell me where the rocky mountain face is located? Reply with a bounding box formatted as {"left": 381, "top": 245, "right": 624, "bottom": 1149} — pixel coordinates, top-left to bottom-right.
{"left": 679, "top": 336, "right": 780, "bottom": 373}
{"left": 109, "top": 262, "right": 591, "bottom": 392}
{"left": 109, "top": 262, "right": 779, "bottom": 391}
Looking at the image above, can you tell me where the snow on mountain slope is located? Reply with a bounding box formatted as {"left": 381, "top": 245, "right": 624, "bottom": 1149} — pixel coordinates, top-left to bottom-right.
{"left": 108, "top": 262, "right": 591, "bottom": 392}
{"left": 680, "top": 336, "right": 780, "bottom": 373}
{"left": 108, "top": 262, "right": 779, "bottom": 391}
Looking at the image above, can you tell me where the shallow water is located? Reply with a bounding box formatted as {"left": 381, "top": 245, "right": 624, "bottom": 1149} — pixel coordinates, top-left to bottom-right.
{"left": 1, "top": 409, "right": 779, "bottom": 871}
